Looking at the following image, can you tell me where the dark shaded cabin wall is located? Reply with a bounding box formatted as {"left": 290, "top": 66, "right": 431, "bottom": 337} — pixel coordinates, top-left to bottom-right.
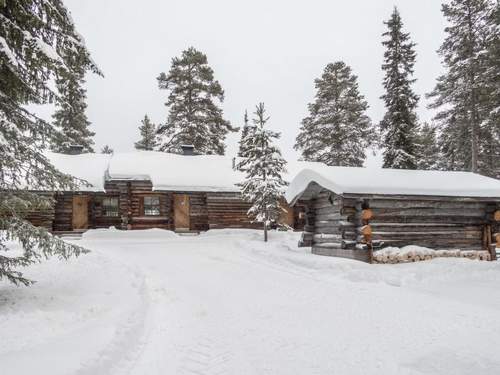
{"left": 309, "top": 190, "right": 369, "bottom": 261}
{"left": 24, "top": 192, "right": 56, "bottom": 231}
{"left": 53, "top": 192, "right": 73, "bottom": 231}
{"left": 186, "top": 192, "right": 208, "bottom": 231}
{"left": 52, "top": 192, "right": 122, "bottom": 231}
{"left": 91, "top": 193, "right": 122, "bottom": 229}
{"left": 348, "top": 195, "right": 498, "bottom": 251}
{"left": 292, "top": 202, "right": 307, "bottom": 231}
{"left": 207, "top": 192, "right": 260, "bottom": 229}
{"left": 105, "top": 180, "right": 172, "bottom": 230}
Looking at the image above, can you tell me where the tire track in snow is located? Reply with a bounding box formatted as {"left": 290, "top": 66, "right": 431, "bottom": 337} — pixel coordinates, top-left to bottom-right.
{"left": 73, "top": 251, "right": 153, "bottom": 375}
{"left": 179, "top": 336, "right": 232, "bottom": 375}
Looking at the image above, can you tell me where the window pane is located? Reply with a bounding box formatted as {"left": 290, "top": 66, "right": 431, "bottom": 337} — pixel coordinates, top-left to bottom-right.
{"left": 144, "top": 196, "right": 160, "bottom": 216}
{"left": 102, "top": 197, "right": 119, "bottom": 217}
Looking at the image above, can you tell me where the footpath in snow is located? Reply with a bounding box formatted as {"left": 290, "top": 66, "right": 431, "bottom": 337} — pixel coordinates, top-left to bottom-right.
{"left": 1, "top": 228, "right": 500, "bottom": 375}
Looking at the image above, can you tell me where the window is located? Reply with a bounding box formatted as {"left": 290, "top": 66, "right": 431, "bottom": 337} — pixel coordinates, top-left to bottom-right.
{"left": 144, "top": 196, "right": 161, "bottom": 216}
{"left": 102, "top": 197, "right": 119, "bottom": 217}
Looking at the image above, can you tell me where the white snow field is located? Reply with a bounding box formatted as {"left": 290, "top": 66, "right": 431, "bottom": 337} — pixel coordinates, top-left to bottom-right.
{"left": 1, "top": 229, "right": 500, "bottom": 375}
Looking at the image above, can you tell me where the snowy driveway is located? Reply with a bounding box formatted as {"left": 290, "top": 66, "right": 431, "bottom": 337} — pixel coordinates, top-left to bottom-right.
{"left": 1, "top": 229, "right": 500, "bottom": 375}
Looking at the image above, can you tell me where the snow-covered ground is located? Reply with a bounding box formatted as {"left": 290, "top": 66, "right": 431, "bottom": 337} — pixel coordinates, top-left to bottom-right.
{"left": 1, "top": 229, "right": 500, "bottom": 375}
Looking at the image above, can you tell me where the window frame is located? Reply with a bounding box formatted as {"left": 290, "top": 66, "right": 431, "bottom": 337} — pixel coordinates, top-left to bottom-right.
{"left": 102, "top": 197, "right": 119, "bottom": 217}
{"left": 143, "top": 196, "right": 161, "bottom": 216}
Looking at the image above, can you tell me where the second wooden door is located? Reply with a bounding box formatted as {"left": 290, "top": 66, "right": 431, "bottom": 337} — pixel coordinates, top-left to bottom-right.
{"left": 173, "top": 194, "right": 190, "bottom": 231}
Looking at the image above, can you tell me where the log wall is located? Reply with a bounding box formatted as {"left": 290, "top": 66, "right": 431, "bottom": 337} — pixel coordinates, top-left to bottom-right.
{"left": 28, "top": 182, "right": 303, "bottom": 233}
{"left": 304, "top": 189, "right": 500, "bottom": 262}
{"left": 207, "top": 192, "right": 261, "bottom": 229}
{"left": 24, "top": 193, "right": 56, "bottom": 230}
{"left": 352, "top": 195, "right": 497, "bottom": 251}
{"left": 309, "top": 191, "right": 370, "bottom": 261}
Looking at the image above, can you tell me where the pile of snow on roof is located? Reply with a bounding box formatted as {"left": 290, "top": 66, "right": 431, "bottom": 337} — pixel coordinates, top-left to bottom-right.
{"left": 286, "top": 165, "right": 500, "bottom": 202}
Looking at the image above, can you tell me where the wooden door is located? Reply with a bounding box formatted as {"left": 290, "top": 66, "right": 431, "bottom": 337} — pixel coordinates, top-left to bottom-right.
{"left": 72, "top": 195, "right": 89, "bottom": 230}
{"left": 174, "top": 194, "right": 190, "bottom": 231}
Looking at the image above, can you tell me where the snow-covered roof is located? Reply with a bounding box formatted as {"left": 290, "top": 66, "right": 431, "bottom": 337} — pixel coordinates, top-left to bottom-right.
{"left": 45, "top": 152, "right": 111, "bottom": 192}
{"left": 107, "top": 151, "right": 243, "bottom": 192}
{"left": 286, "top": 165, "right": 500, "bottom": 203}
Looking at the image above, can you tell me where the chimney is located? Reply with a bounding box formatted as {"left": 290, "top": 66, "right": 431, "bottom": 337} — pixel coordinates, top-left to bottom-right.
{"left": 68, "top": 145, "right": 84, "bottom": 155}
{"left": 180, "top": 144, "right": 196, "bottom": 156}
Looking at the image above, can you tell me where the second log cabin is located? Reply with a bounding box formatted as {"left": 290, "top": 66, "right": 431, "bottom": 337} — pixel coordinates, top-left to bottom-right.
{"left": 286, "top": 166, "right": 500, "bottom": 262}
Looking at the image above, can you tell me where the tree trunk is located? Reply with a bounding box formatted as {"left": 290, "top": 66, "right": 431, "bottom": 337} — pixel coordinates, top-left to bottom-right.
{"left": 264, "top": 219, "right": 268, "bottom": 242}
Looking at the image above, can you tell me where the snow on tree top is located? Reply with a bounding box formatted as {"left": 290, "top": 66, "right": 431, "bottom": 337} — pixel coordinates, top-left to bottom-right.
{"left": 286, "top": 165, "right": 500, "bottom": 203}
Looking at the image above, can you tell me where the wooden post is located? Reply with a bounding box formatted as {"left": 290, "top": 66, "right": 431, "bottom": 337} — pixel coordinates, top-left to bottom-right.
{"left": 361, "top": 209, "right": 373, "bottom": 221}
{"left": 494, "top": 210, "right": 500, "bottom": 222}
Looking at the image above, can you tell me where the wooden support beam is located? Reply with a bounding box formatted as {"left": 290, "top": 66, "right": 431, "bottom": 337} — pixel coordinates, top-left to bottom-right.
{"left": 494, "top": 210, "right": 500, "bottom": 222}
{"left": 361, "top": 209, "right": 373, "bottom": 221}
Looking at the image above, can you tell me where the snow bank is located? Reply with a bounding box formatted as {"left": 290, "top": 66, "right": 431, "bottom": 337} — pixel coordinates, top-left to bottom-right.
{"left": 286, "top": 165, "right": 500, "bottom": 203}
{"left": 82, "top": 227, "right": 179, "bottom": 240}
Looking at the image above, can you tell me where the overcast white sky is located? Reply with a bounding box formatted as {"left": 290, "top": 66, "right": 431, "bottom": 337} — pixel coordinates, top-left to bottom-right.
{"left": 62, "top": 0, "right": 446, "bottom": 161}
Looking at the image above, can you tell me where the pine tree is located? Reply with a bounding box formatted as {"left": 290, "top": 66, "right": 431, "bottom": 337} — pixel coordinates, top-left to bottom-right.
{"left": 237, "top": 103, "right": 287, "bottom": 242}
{"left": 134, "top": 114, "right": 158, "bottom": 151}
{"left": 101, "top": 145, "right": 114, "bottom": 154}
{"left": 50, "top": 73, "right": 95, "bottom": 153}
{"left": 156, "top": 47, "right": 235, "bottom": 155}
{"left": 294, "top": 61, "right": 373, "bottom": 166}
{"left": 237, "top": 110, "right": 253, "bottom": 159}
{"left": 0, "top": 0, "right": 100, "bottom": 285}
{"left": 416, "top": 123, "right": 440, "bottom": 170}
{"left": 428, "top": 0, "right": 495, "bottom": 174}
{"left": 481, "top": 1, "right": 500, "bottom": 178}
{"left": 380, "top": 7, "right": 420, "bottom": 170}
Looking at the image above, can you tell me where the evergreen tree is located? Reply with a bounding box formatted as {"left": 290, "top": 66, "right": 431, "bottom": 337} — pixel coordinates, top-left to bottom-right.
{"left": 428, "top": 0, "right": 495, "bottom": 174}
{"left": 237, "top": 103, "right": 287, "bottom": 242}
{"left": 101, "top": 145, "right": 114, "bottom": 154}
{"left": 294, "top": 61, "right": 372, "bottom": 166}
{"left": 481, "top": 1, "right": 500, "bottom": 178}
{"left": 50, "top": 73, "right": 95, "bottom": 153}
{"left": 380, "top": 7, "right": 420, "bottom": 169}
{"left": 134, "top": 114, "right": 158, "bottom": 151}
{"left": 436, "top": 112, "right": 472, "bottom": 171}
{"left": 416, "top": 123, "right": 440, "bottom": 170}
{"left": 156, "top": 47, "right": 235, "bottom": 155}
{"left": 0, "top": 0, "right": 100, "bottom": 285}
{"left": 237, "top": 110, "right": 253, "bottom": 159}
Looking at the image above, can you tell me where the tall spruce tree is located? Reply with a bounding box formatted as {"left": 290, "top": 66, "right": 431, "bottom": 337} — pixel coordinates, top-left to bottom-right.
{"left": 156, "top": 47, "right": 235, "bottom": 155}
{"left": 380, "top": 7, "right": 420, "bottom": 169}
{"left": 51, "top": 73, "right": 95, "bottom": 153}
{"left": 294, "top": 61, "right": 372, "bottom": 166}
{"left": 428, "top": 0, "right": 495, "bottom": 174}
{"left": 134, "top": 114, "right": 158, "bottom": 151}
{"left": 416, "top": 123, "right": 441, "bottom": 170}
{"left": 0, "top": 0, "right": 100, "bottom": 285}
{"left": 237, "top": 103, "right": 287, "bottom": 242}
{"left": 237, "top": 110, "right": 252, "bottom": 159}
{"left": 482, "top": 1, "right": 500, "bottom": 178}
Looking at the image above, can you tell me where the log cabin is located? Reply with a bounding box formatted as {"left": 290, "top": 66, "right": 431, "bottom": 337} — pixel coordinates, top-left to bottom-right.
{"left": 285, "top": 166, "right": 500, "bottom": 262}
{"left": 26, "top": 146, "right": 306, "bottom": 234}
